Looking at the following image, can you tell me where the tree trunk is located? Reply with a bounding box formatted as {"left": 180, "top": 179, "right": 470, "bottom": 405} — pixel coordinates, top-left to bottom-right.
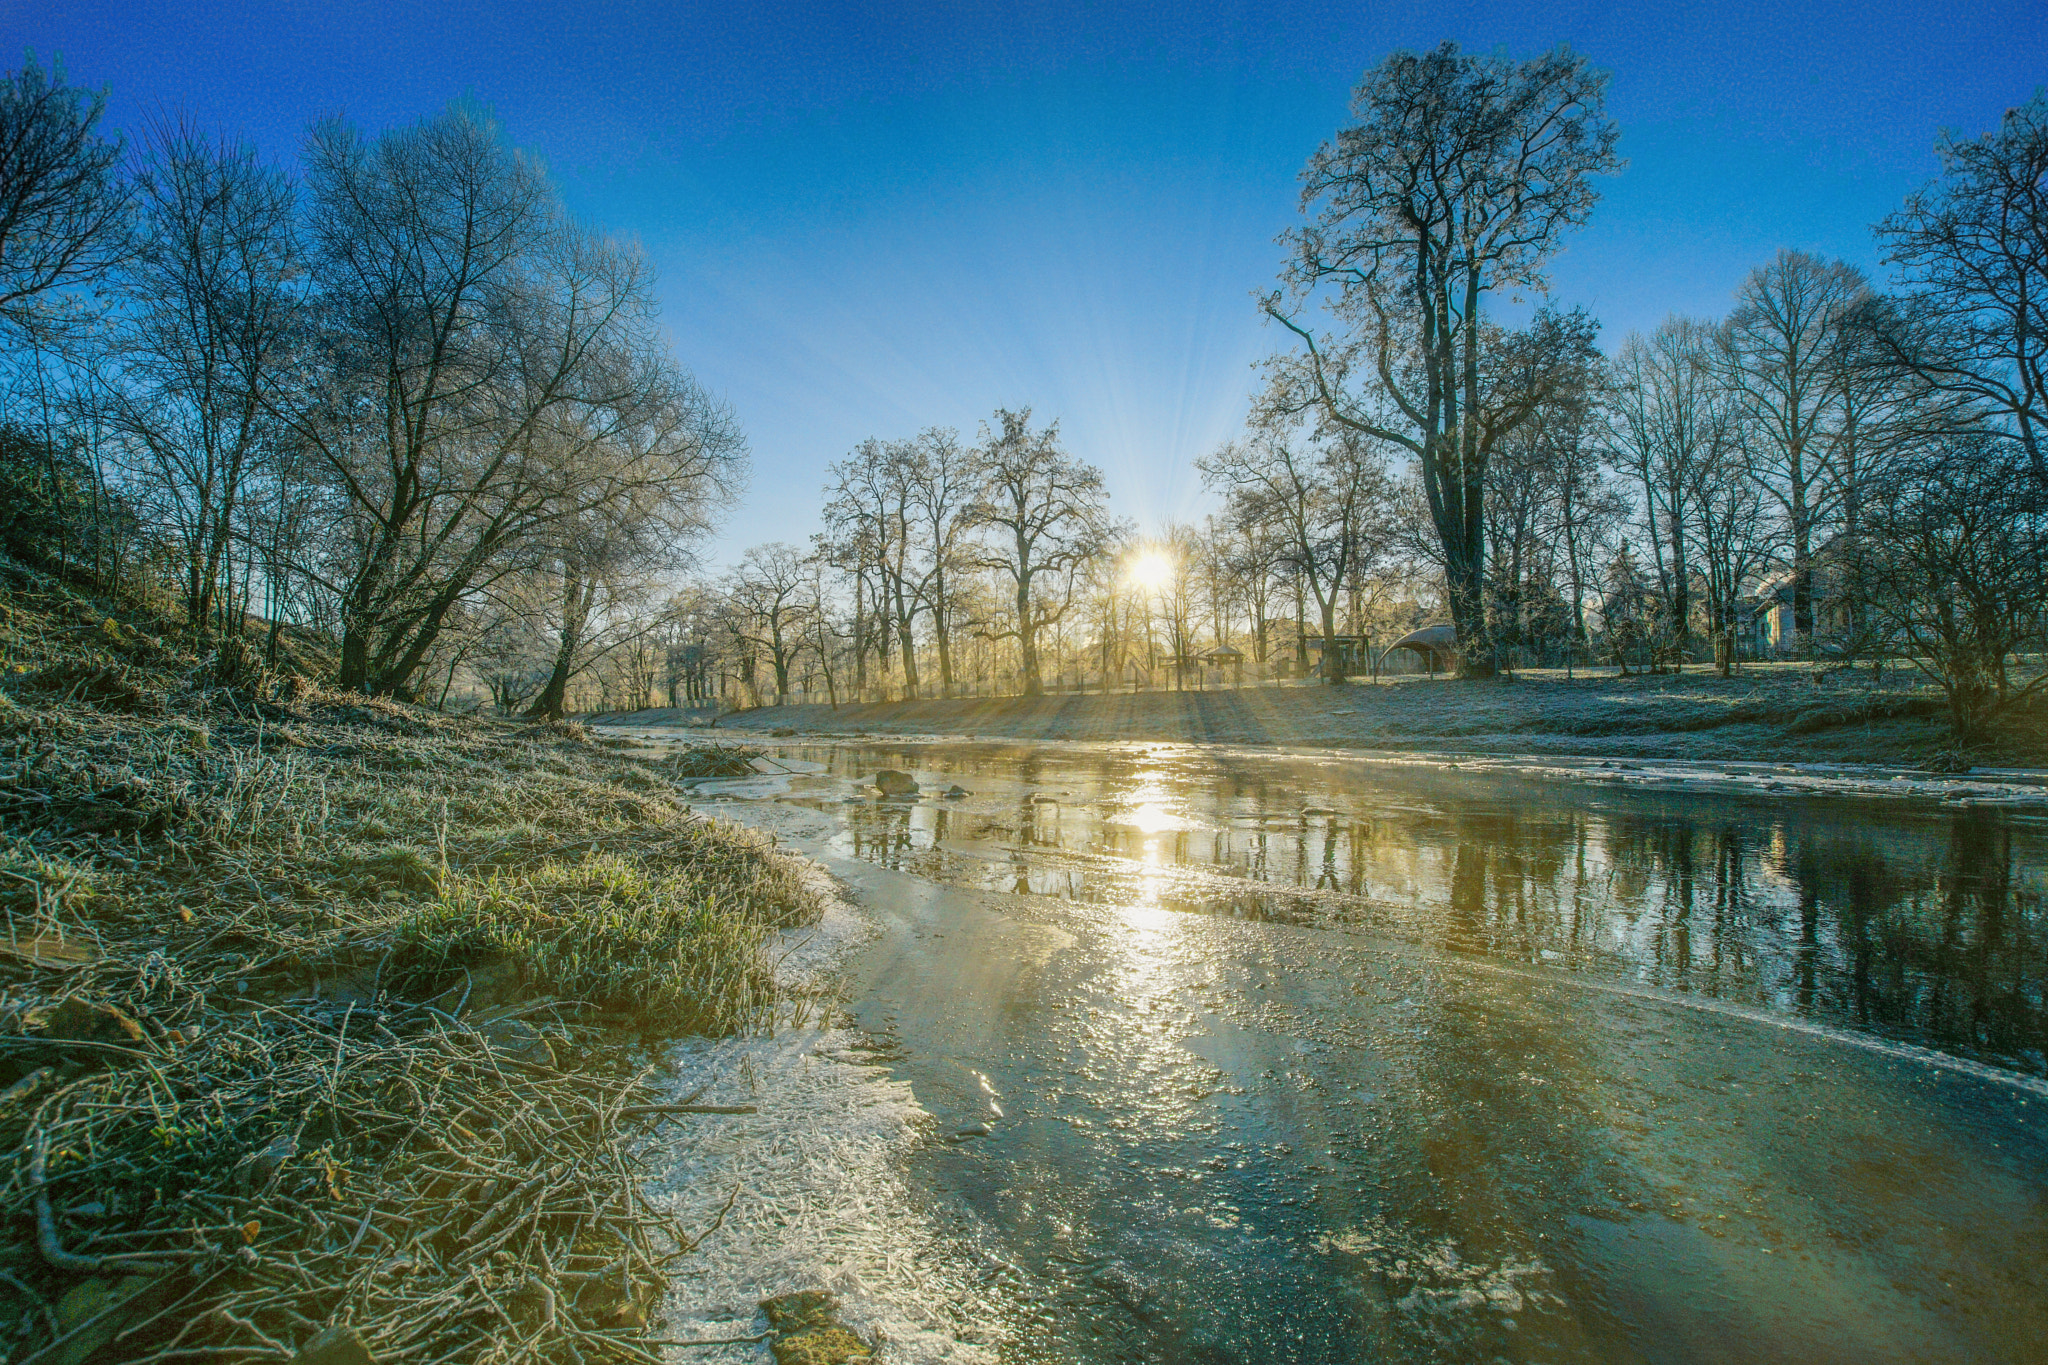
{"left": 851, "top": 590, "right": 868, "bottom": 696}
{"left": 1789, "top": 458, "right": 1815, "bottom": 646}
{"left": 1666, "top": 472, "right": 1690, "bottom": 662}
{"left": 1319, "top": 595, "right": 1345, "bottom": 684}
{"left": 933, "top": 570, "right": 954, "bottom": 698}
{"left": 1293, "top": 578, "right": 1308, "bottom": 668}
{"left": 1015, "top": 526, "right": 1041, "bottom": 695}
{"left": 1017, "top": 574, "right": 1041, "bottom": 695}
{"left": 526, "top": 566, "right": 595, "bottom": 721}
{"left": 1443, "top": 545, "right": 1492, "bottom": 678}
{"left": 896, "top": 618, "right": 919, "bottom": 700}
{"left": 337, "top": 614, "right": 373, "bottom": 693}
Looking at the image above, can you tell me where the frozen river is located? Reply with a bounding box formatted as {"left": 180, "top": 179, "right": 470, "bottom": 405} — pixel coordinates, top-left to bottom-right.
{"left": 660, "top": 737, "right": 2047, "bottom": 1363}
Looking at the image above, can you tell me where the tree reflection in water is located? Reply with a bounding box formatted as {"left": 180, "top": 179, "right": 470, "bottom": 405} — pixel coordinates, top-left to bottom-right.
{"left": 792, "top": 743, "right": 2047, "bottom": 1073}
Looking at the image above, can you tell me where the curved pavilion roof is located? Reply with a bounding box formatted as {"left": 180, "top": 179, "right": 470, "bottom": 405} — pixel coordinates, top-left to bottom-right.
{"left": 1385, "top": 625, "right": 1459, "bottom": 663}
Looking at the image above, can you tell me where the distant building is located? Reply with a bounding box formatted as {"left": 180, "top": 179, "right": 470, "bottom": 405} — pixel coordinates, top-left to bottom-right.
{"left": 1743, "top": 539, "right": 1854, "bottom": 656}
{"left": 1382, "top": 624, "right": 1459, "bottom": 674}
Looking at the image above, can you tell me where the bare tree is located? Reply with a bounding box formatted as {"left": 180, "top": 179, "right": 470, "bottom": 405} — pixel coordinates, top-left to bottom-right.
{"left": 726, "top": 542, "right": 813, "bottom": 705}
{"left": 1599, "top": 540, "right": 1662, "bottom": 674}
{"left": 1264, "top": 42, "right": 1620, "bottom": 670}
{"left": 467, "top": 586, "right": 556, "bottom": 714}
{"left": 902, "top": 427, "right": 978, "bottom": 697}
{"left": 822, "top": 439, "right": 923, "bottom": 698}
{"left": 1150, "top": 522, "right": 1203, "bottom": 686}
{"left": 1861, "top": 92, "right": 2048, "bottom": 485}
{"left": 522, "top": 499, "right": 678, "bottom": 720}
{"left": 0, "top": 56, "right": 132, "bottom": 581}
{"left": 1485, "top": 414, "right": 1562, "bottom": 663}
{"left": 1217, "top": 502, "right": 1286, "bottom": 663}
{"left": 0, "top": 54, "right": 130, "bottom": 339}
{"left": 1535, "top": 381, "right": 1623, "bottom": 662}
{"left": 516, "top": 359, "right": 738, "bottom": 721}
{"left": 970, "top": 408, "right": 1109, "bottom": 694}
{"left": 110, "top": 119, "right": 298, "bottom": 633}
{"left": 1606, "top": 319, "right": 1725, "bottom": 657}
{"left": 1856, "top": 435, "right": 2048, "bottom": 738}
{"left": 1682, "top": 398, "right": 1772, "bottom": 672}
{"left": 798, "top": 546, "right": 846, "bottom": 707}
{"left": 1196, "top": 514, "right": 1240, "bottom": 656}
{"left": 819, "top": 428, "right": 975, "bottom": 701}
{"left": 1075, "top": 534, "right": 1140, "bottom": 682}
{"left": 1201, "top": 417, "right": 1395, "bottom": 683}
{"left": 1717, "top": 250, "right": 1869, "bottom": 651}
{"left": 816, "top": 516, "right": 883, "bottom": 700}
{"left": 290, "top": 105, "right": 739, "bottom": 698}
{"left": 658, "top": 586, "right": 723, "bottom": 707}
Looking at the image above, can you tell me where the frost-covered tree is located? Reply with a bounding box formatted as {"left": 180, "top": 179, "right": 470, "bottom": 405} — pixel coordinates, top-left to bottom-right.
{"left": 110, "top": 120, "right": 298, "bottom": 633}
{"left": 1862, "top": 93, "right": 2048, "bottom": 485}
{"left": 969, "top": 408, "right": 1109, "bottom": 695}
{"left": 1717, "top": 250, "right": 1869, "bottom": 650}
{"left": 0, "top": 54, "right": 130, "bottom": 338}
{"left": 1264, "top": 41, "right": 1619, "bottom": 671}
{"left": 1201, "top": 416, "right": 1396, "bottom": 683}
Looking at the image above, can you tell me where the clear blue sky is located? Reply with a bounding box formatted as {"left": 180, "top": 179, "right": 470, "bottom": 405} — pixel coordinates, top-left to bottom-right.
{"left": 7, "top": 0, "right": 2045, "bottom": 561}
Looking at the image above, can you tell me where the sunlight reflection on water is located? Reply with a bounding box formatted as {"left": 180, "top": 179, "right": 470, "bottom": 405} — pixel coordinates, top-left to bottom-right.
{"left": 690, "top": 738, "right": 2048, "bottom": 1363}
{"left": 766, "top": 739, "right": 2048, "bottom": 1076}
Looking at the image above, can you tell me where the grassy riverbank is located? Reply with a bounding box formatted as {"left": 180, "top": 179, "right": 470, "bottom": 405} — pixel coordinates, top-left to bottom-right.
{"left": 688, "top": 667, "right": 2048, "bottom": 768}
{"left": 0, "top": 561, "right": 823, "bottom": 1363}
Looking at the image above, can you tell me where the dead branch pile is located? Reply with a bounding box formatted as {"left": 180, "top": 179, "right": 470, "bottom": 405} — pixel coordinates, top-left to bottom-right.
{"left": 657, "top": 748, "right": 763, "bottom": 782}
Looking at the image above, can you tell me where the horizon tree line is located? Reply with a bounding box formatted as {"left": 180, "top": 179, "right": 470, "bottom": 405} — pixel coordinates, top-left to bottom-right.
{"left": 708, "top": 49, "right": 2046, "bottom": 742}
{"left": 3, "top": 46, "right": 2043, "bottom": 739}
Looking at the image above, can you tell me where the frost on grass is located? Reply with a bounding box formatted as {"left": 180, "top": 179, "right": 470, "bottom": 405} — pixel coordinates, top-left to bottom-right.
{"left": 0, "top": 569, "right": 840, "bottom": 1361}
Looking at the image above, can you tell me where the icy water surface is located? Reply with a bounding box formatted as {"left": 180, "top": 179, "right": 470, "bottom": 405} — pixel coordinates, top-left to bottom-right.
{"left": 675, "top": 738, "right": 2048, "bottom": 1364}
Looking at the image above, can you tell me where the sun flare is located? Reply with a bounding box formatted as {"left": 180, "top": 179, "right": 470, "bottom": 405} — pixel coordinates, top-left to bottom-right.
{"left": 1126, "top": 548, "right": 1174, "bottom": 591}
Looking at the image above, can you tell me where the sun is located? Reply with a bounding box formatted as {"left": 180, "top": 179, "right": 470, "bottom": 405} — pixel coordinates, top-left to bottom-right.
{"left": 1126, "top": 548, "right": 1174, "bottom": 592}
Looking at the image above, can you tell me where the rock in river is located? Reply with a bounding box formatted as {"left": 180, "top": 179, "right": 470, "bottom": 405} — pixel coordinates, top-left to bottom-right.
{"left": 761, "top": 1291, "right": 872, "bottom": 1364}
{"left": 872, "top": 769, "right": 919, "bottom": 797}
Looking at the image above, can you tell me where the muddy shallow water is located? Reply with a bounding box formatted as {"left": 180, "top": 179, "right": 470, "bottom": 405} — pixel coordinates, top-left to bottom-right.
{"left": 660, "top": 736, "right": 2048, "bottom": 1364}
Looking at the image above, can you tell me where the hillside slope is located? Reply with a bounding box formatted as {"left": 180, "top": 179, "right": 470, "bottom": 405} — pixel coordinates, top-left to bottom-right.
{"left": 0, "top": 558, "right": 819, "bottom": 1363}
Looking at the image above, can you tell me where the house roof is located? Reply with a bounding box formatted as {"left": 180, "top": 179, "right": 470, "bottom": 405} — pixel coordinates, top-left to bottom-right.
{"left": 1388, "top": 625, "right": 1458, "bottom": 654}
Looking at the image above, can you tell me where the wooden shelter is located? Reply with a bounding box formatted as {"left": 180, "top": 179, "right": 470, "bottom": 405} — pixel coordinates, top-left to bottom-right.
{"left": 1384, "top": 624, "right": 1459, "bottom": 676}
{"left": 1200, "top": 645, "right": 1246, "bottom": 686}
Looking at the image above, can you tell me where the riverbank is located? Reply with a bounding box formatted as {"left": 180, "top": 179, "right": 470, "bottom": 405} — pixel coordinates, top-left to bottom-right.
{"left": 639, "top": 668, "right": 2048, "bottom": 768}
{"left": 0, "top": 562, "right": 826, "bottom": 1362}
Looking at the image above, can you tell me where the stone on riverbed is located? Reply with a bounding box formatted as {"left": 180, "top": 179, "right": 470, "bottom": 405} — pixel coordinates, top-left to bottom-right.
{"left": 761, "top": 1291, "right": 873, "bottom": 1365}
{"left": 872, "top": 769, "right": 919, "bottom": 796}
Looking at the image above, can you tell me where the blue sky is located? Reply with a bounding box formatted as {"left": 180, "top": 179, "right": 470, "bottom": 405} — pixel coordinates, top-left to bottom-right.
{"left": 7, "top": 0, "right": 2045, "bottom": 560}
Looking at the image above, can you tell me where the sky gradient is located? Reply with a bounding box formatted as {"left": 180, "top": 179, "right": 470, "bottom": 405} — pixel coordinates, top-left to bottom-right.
{"left": 7, "top": 0, "right": 2046, "bottom": 561}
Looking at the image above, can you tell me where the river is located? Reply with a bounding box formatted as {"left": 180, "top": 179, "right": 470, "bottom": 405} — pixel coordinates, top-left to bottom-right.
{"left": 653, "top": 736, "right": 2048, "bottom": 1364}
